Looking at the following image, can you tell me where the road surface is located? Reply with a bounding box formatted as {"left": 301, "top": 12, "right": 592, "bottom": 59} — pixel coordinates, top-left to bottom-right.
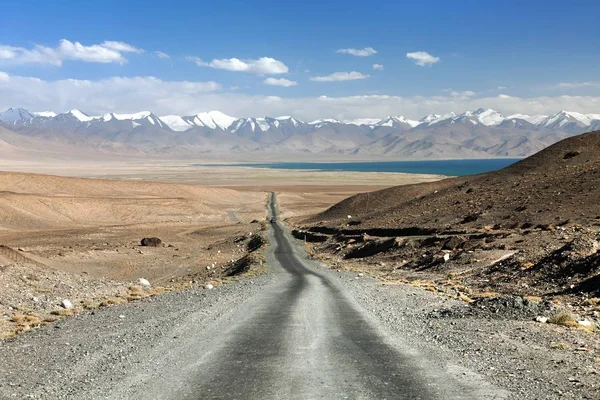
{"left": 163, "top": 193, "right": 500, "bottom": 399}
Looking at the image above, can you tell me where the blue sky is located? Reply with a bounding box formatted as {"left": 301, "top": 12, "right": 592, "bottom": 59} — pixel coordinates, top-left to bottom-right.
{"left": 0, "top": 0, "right": 599, "bottom": 119}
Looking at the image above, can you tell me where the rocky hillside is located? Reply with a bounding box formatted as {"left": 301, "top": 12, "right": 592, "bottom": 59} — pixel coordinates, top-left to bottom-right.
{"left": 296, "top": 130, "right": 600, "bottom": 316}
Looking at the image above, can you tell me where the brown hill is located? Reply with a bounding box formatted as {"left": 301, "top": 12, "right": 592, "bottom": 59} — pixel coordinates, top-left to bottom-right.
{"left": 305, "top": 130, "right": 600, "bottom": 232}
{"left": 298, "top": 130, "right": 600, "bottom": 309}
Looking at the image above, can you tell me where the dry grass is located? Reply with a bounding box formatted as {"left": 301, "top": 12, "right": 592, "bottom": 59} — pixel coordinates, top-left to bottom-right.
{"left": 50, "top": 308, "right": 74, "bottom": 317}
{"left": 548, "top": 311, "right": 578, "bottom": 327}
{"left": 524, "top": 295, "right": 544, "bottom": 302}
{"left": 99, "top": 297, "right": 126, "bottom": 307}
{"left": 458, "top": 293, "right": 474, "bottom": 303}
{"left": 472, "top": 291, "right": 500, "bottom": 300}
{"left": 80, "top": 299, "right": 100, "bottom": 310}
{"left": 583, "top": 298, "right": 600, "bottom": 306}
{"left": 551, "top": 342, "right": 570, "bottom": 350}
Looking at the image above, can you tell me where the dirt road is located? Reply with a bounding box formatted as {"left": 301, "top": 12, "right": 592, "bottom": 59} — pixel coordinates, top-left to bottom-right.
{"left": 0, "top": 194, "right": 509, "bottom": 399}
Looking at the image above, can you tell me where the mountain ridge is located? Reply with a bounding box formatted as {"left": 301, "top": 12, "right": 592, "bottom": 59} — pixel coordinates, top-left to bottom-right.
{"left": 0, "top": 107, "right": 599, "bottom": 160}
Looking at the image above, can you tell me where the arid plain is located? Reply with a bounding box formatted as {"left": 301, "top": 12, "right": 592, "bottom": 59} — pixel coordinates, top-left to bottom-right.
{"left": 0, "top": 160, "right": 443, "bottom": 337}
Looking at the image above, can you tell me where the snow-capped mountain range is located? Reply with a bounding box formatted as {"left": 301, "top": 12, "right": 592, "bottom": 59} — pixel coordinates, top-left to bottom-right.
{"left": 0, "top": 107, "right": 599, "bottom": 160}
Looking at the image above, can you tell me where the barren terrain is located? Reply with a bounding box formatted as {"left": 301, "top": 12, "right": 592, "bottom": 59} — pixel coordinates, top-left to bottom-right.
{"left": 0, "top": 164, "right": 436, "bottom": 339}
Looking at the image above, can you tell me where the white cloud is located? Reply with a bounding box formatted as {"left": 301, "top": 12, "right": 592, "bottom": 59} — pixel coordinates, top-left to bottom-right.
{"left": 264, "top": 77, "right": 297, "bottom": 87}
{"left": 0, "top": 39, "right": 143, "bottom": 66}
{"left": 99, "top": 41, "right": 143, "bottom": 54}
{"left": 336, "top": 47, "right": 377, "bottom": 57}
{"left": 154, "top": 51, "right": 170, "bottom": 59}
{"left": 450, "top": 90, "right": 476, "bottom": 99}
{"left": 188, "top": 56, "right": 288, "bottom": 75}
{"left": 372, "top": 64, "right": 384, "bottom": 71}
{"left": 556, "top": 81, "right": 600, "bottom": 89}
{"left": 1, "top": 71, "right": 600, "bottom": 121}
{"left": 310, "top": 71, "right": 370, "bottom": 82}
{"left": 406, "top": 51, "right": 440, "bottom": 66}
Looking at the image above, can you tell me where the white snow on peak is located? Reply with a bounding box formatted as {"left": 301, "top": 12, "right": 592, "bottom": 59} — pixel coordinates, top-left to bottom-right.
{"left": 378, "top": 116, "right": 420, "bottom": 128}
{"left": 542, "top": 111, "right": 592, "bottom": 127}
{"left": 425, "top": 112, "right": 457, "bottom": 126}
{"left": 345, "top": 118, "right": 380, "bottom": 126}
{"left": 112, "top": 111, "right": 152, "bottom": 121}
{"left": 192, "top": 110, "right": 237, "bottom": 130}
{"left": 472, "top": 108, "right": 506, "bottom": 126}
{"left": 255, "top": 118, "right": 270, "bottom": 131}
{"left": 507, "top": 114, "right": 548, "bottom": 125}
{"left": 68, "top": 109, "right": 94, "bottom": 122}
{"left": 309, "top": 119, "right": 341, "bottom": 125}
{"left": 33, "top": 111, "right": 57, "bottom": 118}
{"left": 275, "top": 116, "right": 301, "bottom": 126}
{"left": 159, "top": 115, "right": 193, "bottom": 132}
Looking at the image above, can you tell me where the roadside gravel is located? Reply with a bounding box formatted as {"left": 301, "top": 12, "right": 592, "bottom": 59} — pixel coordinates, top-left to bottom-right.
{"left": 0, "top": 273, "right": 275, "bottom": 399}
{"left": 318, "top": 267, "right": 600, "bottom": 399}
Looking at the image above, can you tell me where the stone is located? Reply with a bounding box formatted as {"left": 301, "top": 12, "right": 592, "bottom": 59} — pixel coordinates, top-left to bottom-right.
{"left": 140, "top": 237, "right": 162, "bottom": 247}
{"left": 535, "top": 316, "right": 548, "bottom": 323}
{"left": 443, "top": 253, "right": 451, "bottom": 262}
{"left": 577, "top": 319, "right": 592, "bottom": 327}
{"left": 61, "top": 299, "right": 73, "bottom": 309}
{"left": 205, "top": 284, "right": 214, "bottom": 290}
{"left": 137, "top": 278, "right": 151, "bottom": 287}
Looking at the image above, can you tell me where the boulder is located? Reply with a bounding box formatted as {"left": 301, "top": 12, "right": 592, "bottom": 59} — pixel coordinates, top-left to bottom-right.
{"left": 141, "top": 237, "right": 162, "bottom": 247}
{"left": 344, "top": 237, "right": 397, "bottom": 259}
{"left": 442, "top": 236, "right": 468, "bottom": 250}
{"left": 137, "top": 278, "right": 151, "bottom": 287}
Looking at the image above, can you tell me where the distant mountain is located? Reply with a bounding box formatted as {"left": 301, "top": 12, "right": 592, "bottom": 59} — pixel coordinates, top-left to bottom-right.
{"left": 0, "top": 107, "right": 598, "bottom": 160}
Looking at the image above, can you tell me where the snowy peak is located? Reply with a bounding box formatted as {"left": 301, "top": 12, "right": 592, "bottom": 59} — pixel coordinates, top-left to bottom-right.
{"left": 376, "top": 116, "right": 420, "bottom": 128}
{"left": 230, "top": 117, "right": 272, "bottom": 133}
{"left": 274, "top": 116, "right": 302, "bottom": 127}
{"left": 345, "top": 118, "right": 380, "bottom": 126}
{"left": 507, "top": 114, "right": 548, "bottom": 125}
{"left": 191, "top": 110, "right": 237, "bottom": 130}
{"left": 541, "top": 110, "right": 593, "bottom": 128}
{"left": 455, "top": 109, "right": 505, "bottom": 126}
{"left": 111, "top": 111, "right": 152, "bottom": 121}
{"left": 32, "top": 111, "right": 57, "bottom": 118}
{"left": 159, "top": 115, "right": 193, "bottom": 132}
{"left": 66, "top": 109, "right": 94, "bottom": 122}
{"left": 422, "top": 112, "right": 457, "bottom": 126}
{"left": 0, "top": 108, "right": 35, "bottom": 124}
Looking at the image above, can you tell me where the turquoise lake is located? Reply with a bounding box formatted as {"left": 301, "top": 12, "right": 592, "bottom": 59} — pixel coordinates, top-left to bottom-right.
{"left": 209, "top": 159, "right": 522, "bottom": 176}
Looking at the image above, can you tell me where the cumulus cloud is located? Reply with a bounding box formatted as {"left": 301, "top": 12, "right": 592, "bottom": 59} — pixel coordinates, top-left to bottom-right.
{"left": 310, "top": 71, "right": 370, "bottom": 82}
{"left": 406, "top": 51, "right": 440, "bottom": 66}
{"left": 0, "top": 39, "right": 143, "bottom": 66}
{"left": 1, "top": 72, "right": 600, "bottom": 121}
{"left": 154, "top": 51, "right": 170, "bottom": 59}
{"left": 372, "top": 64, "right": 384, "bottom": 71}
{"left": 264, "top": 77, "right": 297, "bottom": 87}
{"left": 188, "top": 56, "right": 288, "bottom": 75}
{"left": 336, "top": 47, "right": 377, "bottom": 57}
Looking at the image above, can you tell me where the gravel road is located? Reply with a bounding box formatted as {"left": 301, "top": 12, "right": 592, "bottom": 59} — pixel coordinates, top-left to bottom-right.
{"left": 0, "top": 194, "right": 595, "bottom": 399}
